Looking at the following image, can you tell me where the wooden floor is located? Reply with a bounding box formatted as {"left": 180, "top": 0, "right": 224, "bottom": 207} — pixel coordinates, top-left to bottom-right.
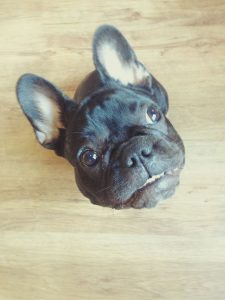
{"left": 0, "top": 1, "right": 225, "bottom": 299}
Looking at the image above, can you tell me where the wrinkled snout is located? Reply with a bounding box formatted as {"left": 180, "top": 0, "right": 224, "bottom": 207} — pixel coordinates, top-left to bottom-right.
{"left": 120, "top": 137, "right": 153, "bottom": 169}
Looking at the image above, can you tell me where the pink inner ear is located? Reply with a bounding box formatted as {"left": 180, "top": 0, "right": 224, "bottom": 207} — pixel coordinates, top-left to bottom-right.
{"left": 32, "top": 91, "right": 64, "bottom": 144}
{"left": 97, "top": 43, "right": 150, "bottom": 86}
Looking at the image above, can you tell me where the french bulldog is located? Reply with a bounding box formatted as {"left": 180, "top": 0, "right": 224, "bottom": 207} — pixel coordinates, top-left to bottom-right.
{"left": 16, "top": 25, "right": 185, "bottom": 209}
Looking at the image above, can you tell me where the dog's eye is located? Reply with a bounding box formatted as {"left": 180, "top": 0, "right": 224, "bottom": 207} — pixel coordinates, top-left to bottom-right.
{"left": 147, "top": 106, "right": 161, "bottom": 123}
{"left": 80, "top": 149, "right": 99, "bottom": 167}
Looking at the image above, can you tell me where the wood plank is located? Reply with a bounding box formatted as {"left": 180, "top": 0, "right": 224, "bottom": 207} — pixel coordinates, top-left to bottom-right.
{"left": 0, "top": 1, "right": 225, "bottom": 299}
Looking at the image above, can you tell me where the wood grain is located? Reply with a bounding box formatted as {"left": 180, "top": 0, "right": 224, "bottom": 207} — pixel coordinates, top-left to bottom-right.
{"left": 0, "top": 1, "right": 225, "bottom": 299}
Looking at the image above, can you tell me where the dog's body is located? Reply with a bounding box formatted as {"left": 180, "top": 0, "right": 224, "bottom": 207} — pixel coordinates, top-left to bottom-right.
{"left": 16, "top": 25, "right": 185, "bottom": 209}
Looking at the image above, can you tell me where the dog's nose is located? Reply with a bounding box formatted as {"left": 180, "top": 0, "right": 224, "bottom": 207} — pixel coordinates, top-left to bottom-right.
{"left": 124, "top": 145, "right": 152, "bottom": 168}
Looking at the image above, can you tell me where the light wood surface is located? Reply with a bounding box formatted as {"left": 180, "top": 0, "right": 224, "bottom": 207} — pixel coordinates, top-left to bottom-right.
{"left": 0, "top": 1, "right": 225, "bottom": 299}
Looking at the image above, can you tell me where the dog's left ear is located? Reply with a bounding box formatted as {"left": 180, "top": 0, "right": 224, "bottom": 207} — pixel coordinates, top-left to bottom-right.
{"left": 93, "top": 25, "right": 168, "bottom": 113}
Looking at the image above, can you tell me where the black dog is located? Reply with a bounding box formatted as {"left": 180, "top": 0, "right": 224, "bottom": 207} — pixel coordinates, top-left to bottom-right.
{"left": 16, "top": 25, "right": 185, "bottom": 209}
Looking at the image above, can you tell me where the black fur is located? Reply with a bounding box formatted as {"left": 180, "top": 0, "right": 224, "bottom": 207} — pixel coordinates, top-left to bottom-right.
{"left": 16, "top": 25, "right": 185, "bottom": 209}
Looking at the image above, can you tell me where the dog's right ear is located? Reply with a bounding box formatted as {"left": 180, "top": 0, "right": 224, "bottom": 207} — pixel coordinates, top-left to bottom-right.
{"left": 16, "top": 74, "right": 76, "bottom": 156}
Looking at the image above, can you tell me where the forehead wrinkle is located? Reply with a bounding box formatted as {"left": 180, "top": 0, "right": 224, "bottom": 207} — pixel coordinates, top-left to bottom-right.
{"left": 76, "top": 87, "right": 153, "bottom": 143}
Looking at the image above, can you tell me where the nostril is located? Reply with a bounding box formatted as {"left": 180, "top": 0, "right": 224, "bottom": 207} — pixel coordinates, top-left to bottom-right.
{"left": 126, "top": 157, "right": 137, "bottom": 168}
{"left": 141, "top": 149, "right": 151, "bottom": 157}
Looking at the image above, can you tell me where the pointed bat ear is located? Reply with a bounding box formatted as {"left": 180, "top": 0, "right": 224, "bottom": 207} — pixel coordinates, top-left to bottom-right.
{"left": 93, "top": 24, "right": 149, "bottom": 86}
{"left": 16, "top": 74, "right": 76, "bottom": 155}
{"left": 93, "top": 25, "right": 169, "bottom": 114}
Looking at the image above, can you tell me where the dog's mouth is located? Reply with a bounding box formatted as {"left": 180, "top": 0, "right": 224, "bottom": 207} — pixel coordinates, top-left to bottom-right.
{"left": 115, "top": 167, "right": 181, "bottom": 209}
{"left": 139, "top": 168, "right": 180, "bottom": 189}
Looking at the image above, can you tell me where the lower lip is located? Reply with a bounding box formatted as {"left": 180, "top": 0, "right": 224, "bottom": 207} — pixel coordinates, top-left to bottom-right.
{"left": 123, "top": 172, "right": 180, "bottom": 205}
{"left": 110, "top": 168, "right": 181, "bottom": 209}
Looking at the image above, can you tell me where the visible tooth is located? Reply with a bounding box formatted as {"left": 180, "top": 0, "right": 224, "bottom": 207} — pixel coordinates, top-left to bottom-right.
{"left": 166, "top": 168, "right": 180, "bottom": 175}
{"left": 142, "top": 168, "right": 180, "bottom": 190}
{"left": 142, "top": 172, "right": 165, "bottom": 188}
{"left": 167, "top": 170, "right": 173, "bottom": 175}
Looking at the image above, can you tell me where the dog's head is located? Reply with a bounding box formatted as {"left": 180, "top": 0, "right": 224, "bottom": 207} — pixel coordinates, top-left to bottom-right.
{"left": 16, "top": 25, "right": 185, "bottom": 209}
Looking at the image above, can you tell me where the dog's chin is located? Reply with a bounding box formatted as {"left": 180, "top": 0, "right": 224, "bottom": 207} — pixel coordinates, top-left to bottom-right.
{"left": 111, "top": 168, "right": 181, "bottom": 209}
{"left": 79, "top": 168, "right": 182, "bottom": 209}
